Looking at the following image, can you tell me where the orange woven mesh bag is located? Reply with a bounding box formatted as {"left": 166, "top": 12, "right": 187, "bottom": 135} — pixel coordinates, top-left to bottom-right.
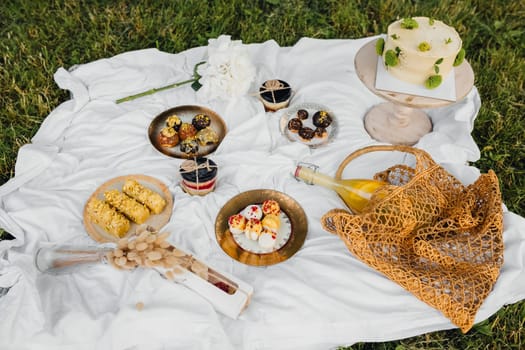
{"left": 321, "top": 145, "right": 504, "bottom": 332}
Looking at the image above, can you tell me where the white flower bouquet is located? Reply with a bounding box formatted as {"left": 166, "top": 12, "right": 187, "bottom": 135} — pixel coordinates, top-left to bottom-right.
{"left": 117, "top": 35, "right": 256, "bottom": 104}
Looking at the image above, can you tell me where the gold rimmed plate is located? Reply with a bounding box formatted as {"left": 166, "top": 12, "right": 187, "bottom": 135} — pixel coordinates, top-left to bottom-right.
{"left": 83, "top": 174, "right": 173, "bottom": 243}
{"left": 215, "top": 189, "right": 307, "bottom": 266}
{"left": 279, "top": 102, "right": 337, "bottom": 148}
{"left": 148, "top": 105, "right": 227, "bottom": 159}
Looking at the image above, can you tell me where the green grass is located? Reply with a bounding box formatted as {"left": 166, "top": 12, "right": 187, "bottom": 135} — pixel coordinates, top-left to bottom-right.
{"left": 0, "top": 0, "right": 524, "bottom": 348}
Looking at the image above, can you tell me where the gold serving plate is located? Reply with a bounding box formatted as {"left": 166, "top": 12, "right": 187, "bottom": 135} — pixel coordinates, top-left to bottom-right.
{"left": 148, "top": 105, "right": 227, "bottom": 159}
{"left": 215, "top": 189, "right": 307, "bottom": 266}
{"left": 83, "top": 174, "right": 173, "bottom": 243}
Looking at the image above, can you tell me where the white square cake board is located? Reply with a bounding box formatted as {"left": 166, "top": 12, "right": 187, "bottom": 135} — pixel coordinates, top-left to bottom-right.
{"left": 375, "top": 56, "right": 456, "bottom": 102}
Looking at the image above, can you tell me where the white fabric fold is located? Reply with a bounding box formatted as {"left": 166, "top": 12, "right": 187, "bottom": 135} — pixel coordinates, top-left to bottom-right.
{"left": 1, "top": 36, "right": 524, "bottom": 349}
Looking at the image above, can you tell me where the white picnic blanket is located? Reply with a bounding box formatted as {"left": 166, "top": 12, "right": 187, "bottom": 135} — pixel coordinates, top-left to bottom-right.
{"left": 1, "top": 36, "right": 524, "bottom": 350}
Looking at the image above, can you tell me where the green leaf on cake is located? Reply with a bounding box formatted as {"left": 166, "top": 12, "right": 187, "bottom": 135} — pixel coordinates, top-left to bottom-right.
{"left": 391, "top": 34, "right": 400, "bottom": 40}
{"left": 375, "top": 38, "right": 385, "bottom": 55}
{"left": 445, "top": 37, "right": 452, "bottom": 44}
{"left": 433, "top": 58, "right": 443, "bottom": 73}
{"left": 418, "top": 42, "right": 431, "bottom": 52}
{"left": 384, "top": 49, "right": 399, "bottom": 66}
{"left": 429, "top": 18, "right": 435, "bottom": 25}
{"left": 425, "top": 75, "right": 443, "bottom": 89}
{"left": 454, "top": 48, "right": 466, "bottom": 66}
{"left": 400, "top": 18, "right": 419, "bottom": 29}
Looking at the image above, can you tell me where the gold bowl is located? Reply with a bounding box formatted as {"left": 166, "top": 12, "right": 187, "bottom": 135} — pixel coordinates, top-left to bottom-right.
{"left": 215, "top": 189, "right": 307, "bottom": 266}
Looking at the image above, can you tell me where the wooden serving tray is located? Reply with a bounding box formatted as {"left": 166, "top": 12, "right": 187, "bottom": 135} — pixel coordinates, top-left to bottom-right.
{"left": 83, "top": 174, "right": 173, "bottom": 243}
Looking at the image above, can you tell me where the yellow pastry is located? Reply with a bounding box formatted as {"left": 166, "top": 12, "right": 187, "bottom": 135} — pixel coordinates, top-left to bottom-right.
{"left": 261, "top": 214, "right": 280, "bottom": 233}
{"left": 86, "top": 197, "right": 130, "bottom": 238}
{"left": 244, "top": 218, "right": 262, "bottom": 241}
{"left": 122, "top": 179, "right": 166, "bottom": 214}
{"left": 262, "top": 199, "right": 280, "bottom": 216}
{"left": 104, "top": 189, "right": 150, "bottom": 224}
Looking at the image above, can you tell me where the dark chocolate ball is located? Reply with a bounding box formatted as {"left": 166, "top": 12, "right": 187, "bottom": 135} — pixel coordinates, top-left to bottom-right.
{"left": 192, "top": 114, "right": 211, "bottom": 130}
{"left": 296, "top": 109, "right": 309, "bottom": 120}
{"left": 287, "top": 118, "right": 302, "bottom": 133}
{"left": 314, "top": 127, "right": 327, "bottom": 138}
{"left": 312, "top": 110, "right": 332, "bottom": 128}
{"left": 298, "top": 127, "right": 315, "bottom": 140}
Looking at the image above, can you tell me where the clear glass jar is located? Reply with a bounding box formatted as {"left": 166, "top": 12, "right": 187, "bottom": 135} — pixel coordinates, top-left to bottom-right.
{"left": 35, "top": 245, "right": 113, "bottom": 275}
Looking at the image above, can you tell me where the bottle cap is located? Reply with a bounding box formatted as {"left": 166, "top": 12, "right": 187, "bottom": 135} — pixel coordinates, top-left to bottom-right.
{"left": 294, "top": 162, "right": 319, "bottom": 184}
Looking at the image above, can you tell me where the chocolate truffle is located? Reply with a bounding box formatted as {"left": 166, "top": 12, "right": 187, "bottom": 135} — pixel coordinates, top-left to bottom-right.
{"left": 166, "top": 115, "right": 182, "bottom": 131}
{"left": 296, "top": 109, "right": 309, "bottom": 120}
{"left": 178, "top": 122, "right": 197, "bottom": 141}
{"left": 314, "top": 127, "right": 328, "bottom": 139}
{"left": 192, "top": 114, "right": 211, "bottom": 130}
{"left": 196, "top": 127, "right": 219, "bottom": 146}
{"left": 312, "top": 110, "right": 332, "bottom": 128}
{"left": 180, "top": 137, "right": 199, "bottom": 155}
{"left": 298, "top": 127, "right": 315, "bottom": 141}
{"left": 287, "top": 118, "right": 302, "bottom": 133}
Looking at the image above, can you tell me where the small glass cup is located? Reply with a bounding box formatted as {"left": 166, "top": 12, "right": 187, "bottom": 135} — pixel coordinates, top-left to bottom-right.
{"left": 35, "top": 245, "right": 113, "bottom": 275}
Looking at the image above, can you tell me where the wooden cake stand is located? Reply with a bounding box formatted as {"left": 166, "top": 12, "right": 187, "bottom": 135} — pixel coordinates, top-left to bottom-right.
{"left": 355, "top": 39, "right": 475, "bottom": 145}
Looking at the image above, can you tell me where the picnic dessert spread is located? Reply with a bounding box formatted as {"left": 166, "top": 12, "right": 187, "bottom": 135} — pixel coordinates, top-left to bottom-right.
{"left": 28, "top": 31, "right": 507, "bottom": 342}
{"left": 259, "top": 79, "right": 292, "bottom": 111}
{"left": 376, "top": 16, "right": 464, "bottom": 88}
{"left": 179, "top": 157, "right": 218, "bottom": 195}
